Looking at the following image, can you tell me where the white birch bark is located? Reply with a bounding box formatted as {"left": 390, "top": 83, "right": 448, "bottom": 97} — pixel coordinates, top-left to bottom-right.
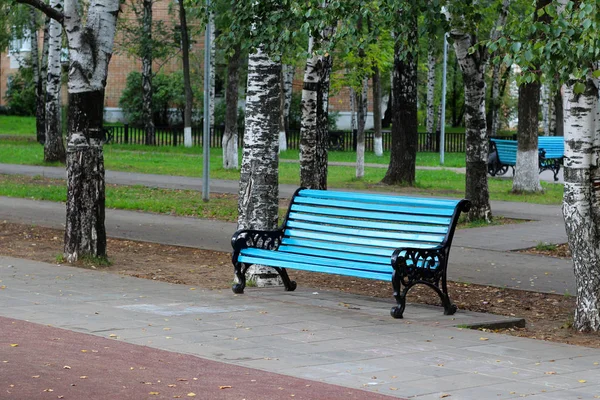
{"left": 62, "top": 0, "right": 119, "bottom": 262}
{"left": 541, "top": 83, "right": 550, "bottom": 136}
{"left": 355, "top": 79, "right": 368, "bottom": 178}
{"left": 426, "top": 46, "right": 436, "bottom": 137}
{"left": 451, "top": 31, "right": 492, "bottom": 221}
{"left": 238, "top": 47, "right": 282, "bottom": 286}
{"left": 562, "top": 79, "right": 600, "bottom": 332}
{"left": 373, "top": 65, "right": 383, "bottom": 156}
{"left": 282, "top": 64, "right": 295, "bottom": 135}
{"left": 222, "top": 44, "right": 240, "bottom": 169}
{"left": 349, "top": 86, "right": 357, "bottom": 132}
{"left": 299, "top": 32, "right": 333, "bottom": 189}
{"left": 44, "top": 0, "right": 65, "bottom": 163}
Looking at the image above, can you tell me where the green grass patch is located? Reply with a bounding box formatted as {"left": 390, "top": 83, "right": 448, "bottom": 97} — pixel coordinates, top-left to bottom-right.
{"left": 535, "top": 242, "right": 558, "bottom": 251}
{"left": 0, "top": 116, "right": 36, "bottom": 136}
{"left": 0, "top": 139, "right": 563, "bottom": 204}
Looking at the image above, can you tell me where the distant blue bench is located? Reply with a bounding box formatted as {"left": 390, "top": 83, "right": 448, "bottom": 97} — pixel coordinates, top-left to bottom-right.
{"left": 231, "top": 189, "right": 471, "bottom": 318}
{"left": 489, "top": 137, "right": 564, "bottom": 181}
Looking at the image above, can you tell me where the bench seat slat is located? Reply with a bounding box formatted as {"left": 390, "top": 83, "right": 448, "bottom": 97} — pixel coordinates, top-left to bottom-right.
{"left": 240, "top": 248, "right": 392, "bottom": 273}
{"left": 299, "top": 189, "right": 460, "bottom": 209}
{"left": 294, "top": 196, "right": 456, "bottom": 217}
{"left": 281, "top": 237, "right": 398, "bottom": 257}
{"left": 288, "top": 213, "right": 449, "bottom": 235}
{"left": 277, "top": 245, "right": 390, "bottom": 265}
{"left": 237, "top": 254, "right": 392, "bottom": 281}
{"left": 285, "top": 220, "right": 445, "bottom": 244}
{"left": 286, "top": 229, "right": 437, "bottom": 249}
{"left": 291, "top": 204, "right": 452, "bottom": 226}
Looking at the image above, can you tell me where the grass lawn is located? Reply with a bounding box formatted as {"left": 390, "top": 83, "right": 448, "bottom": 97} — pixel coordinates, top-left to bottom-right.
{"left": 0, "top": 139, "right": 563, "bottom": 205}
{"left": 0, "top": 116, "right": 37, "bottom": 136}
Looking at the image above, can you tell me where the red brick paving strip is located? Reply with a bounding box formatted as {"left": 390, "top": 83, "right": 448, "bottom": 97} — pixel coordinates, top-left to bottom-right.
{"left": 0, "top": 317, "right": 402, "bottom": 400}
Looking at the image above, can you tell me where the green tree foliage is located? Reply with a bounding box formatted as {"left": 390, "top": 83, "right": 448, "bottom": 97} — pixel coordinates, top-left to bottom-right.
{"left": 500, "top": 1, "right": 599, "bottom": 88}
{"left": 4, "top": 62, "right": 36, "bottom": 116}
{"left": 119, "top": 71, "right": 203, "bottom": 126}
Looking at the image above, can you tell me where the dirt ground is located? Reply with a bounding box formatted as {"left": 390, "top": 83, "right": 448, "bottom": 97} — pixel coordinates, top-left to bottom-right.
{"left": 2, "top": 221, "right": 599, "bottom": 348}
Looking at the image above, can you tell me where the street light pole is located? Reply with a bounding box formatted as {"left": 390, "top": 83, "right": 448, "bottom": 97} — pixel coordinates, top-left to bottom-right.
{"left": 202, "top": 0, "right": 211, "bottom": 202}
{"left": 440, "top": 32, "right": 448, "bottom": 166}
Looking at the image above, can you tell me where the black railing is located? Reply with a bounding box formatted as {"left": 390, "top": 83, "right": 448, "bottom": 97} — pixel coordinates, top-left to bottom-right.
{"left": 105, "top": 124, "right": 510, "bottom": 153}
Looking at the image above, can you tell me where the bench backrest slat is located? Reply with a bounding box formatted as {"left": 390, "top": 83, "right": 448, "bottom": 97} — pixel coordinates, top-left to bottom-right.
{"left": 298, "top": 189, "right": 460, "bottom": 209}
{"left": 294, "top": 196, "right": 456, "bottom": 217}
{"left": 290, "top": 204, "right": 452, "bottom": 226}
{"left": 287, "top": 212, "right": 449, "bottom": 235}
{"left": 286, "top": 220, "right": 446, "bottom": 244}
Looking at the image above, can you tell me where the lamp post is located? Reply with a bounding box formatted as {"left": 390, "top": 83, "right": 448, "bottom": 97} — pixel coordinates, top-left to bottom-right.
{"left": 202, "top": 0, "right": 211, "bottom": 202}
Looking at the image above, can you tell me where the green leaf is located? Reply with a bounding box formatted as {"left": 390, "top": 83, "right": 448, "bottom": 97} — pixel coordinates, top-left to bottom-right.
{"left": 592, "top": 70, "right": 600, "bottom": 79}
{"left": 573, "top": 82, "right": 586, "bottom": 94}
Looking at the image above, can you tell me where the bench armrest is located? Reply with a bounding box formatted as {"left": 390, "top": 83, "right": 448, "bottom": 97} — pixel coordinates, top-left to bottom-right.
{"left": 391, "top": 245, "right": 448, "bottom": 286}
{"left": 231, "top": 228, "right": 284, "bottom": 263}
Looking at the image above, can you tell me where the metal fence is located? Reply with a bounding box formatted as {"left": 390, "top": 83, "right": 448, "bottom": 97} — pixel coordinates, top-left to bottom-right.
{"left": 106, "top": 124, "right": 515, "bottom": 153}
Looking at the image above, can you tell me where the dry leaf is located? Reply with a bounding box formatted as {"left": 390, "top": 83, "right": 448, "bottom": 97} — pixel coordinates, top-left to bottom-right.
{"left": 545, "top": 371, "right": 556, "bottom": 375}
{"left": 578, "top": 380, "right": 587, "bottom": 383}
{"left": 149, "top": 392, "right": 160, "bottom": 395}
{"left": 187, "top": 394, "right": 196, "bottom": 397}
{"left": 168, "top": 384, "right": 176, "bottom": 388}
{"left": 32, "top": 375, "right": 40, "bottom": 378}
{"left": 440, "top": 394, "right": 451, "bottom": 398}
{"left": 219, "top": 386, "right": 232, "bottom": 390}
{"left": 80, "top": 350, "right": 88, "bottom": 353}
{"left": 44, "top": 389, "right": 54, "bottom": 392}
{"left": 177, "top": 378, "right": 188, "bottom": 382}
{"left": 63, "top": 366, "right": 71, "bottom": 370}
{"left": 10, "top": 344, "right": 18, "bottom": 347}
{"left": 80, "top": 376, "right": 88, "bottom": 379}
{"left": 479, "top": 337, "right": 489, "bottom": 341}
{"left": 109, "top": 334, "right": 117, "bottom": 338}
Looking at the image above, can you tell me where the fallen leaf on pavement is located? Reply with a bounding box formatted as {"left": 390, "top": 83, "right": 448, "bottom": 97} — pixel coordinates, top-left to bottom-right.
{"left": 219, "top": 386, "right": 232, "bottom": 390}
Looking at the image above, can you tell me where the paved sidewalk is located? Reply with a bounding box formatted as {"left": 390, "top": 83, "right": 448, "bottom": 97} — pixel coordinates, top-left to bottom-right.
{"left": 1, "top": 256, "right": 599, "bottom": 399}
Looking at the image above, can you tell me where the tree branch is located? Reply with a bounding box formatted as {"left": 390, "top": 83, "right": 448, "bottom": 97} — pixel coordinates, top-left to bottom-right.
{"left": 15, "top": 0, "right": 64, "bottom": 25}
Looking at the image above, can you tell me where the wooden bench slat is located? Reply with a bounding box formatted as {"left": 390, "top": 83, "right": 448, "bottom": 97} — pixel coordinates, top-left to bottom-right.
{"left": 285, "top": 220, "right": 446, "bottom": 244}
{"left": 285, "top": 229, "right": 437, "bottom": 249}
{"left": 237, "top": 254, "right": 392, "bottom": 281}
{"left": 277, "top": 245, "right": 390, "bottom": 265}
{"left": 288, "top": 212, "right": 449, "bottom": 234}
{"left": 290, "top": 204, "right": 452, "bottom": 226}
{"left": 299, "top": 189, "right": 460, "bottom": 209}
{"left": 240, "top": 248, "right": 392, "bottom": 274}
{"left": 281, "top": 237, "right": 397, "bottom": 257}
{"left": 294, "top": 196, "right": 456, "bottom": 217}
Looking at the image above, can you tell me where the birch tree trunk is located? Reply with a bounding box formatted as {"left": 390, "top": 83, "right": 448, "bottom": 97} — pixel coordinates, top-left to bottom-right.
{"left": 282, "top": 64, "right": 295, "bottom": 137}
{"left": 30, "top": 8, "right": 43, "bottom": 145}
{"left": 238, "top": 47, "right": 282, "bottom": 286}
{"left": 426, "top": 45, "right": 436, "bottom": 149}
{"left": 179, "top": 0, "right": 193, "bottom": 148}
{"left": 142, "top": 0, "right": 155, "bottom": 146}
{"left": 62, "top": 0, "right": 119, "bottom": 262}
{"left": 37, "top": 17, "right": 50, "bottom": 145}
{"left": 44, "top": 0, "right": 65, "bottom": 164}
{"left": 451, "top": 33, "right": 492, "bottom": 221}
{"left": 279, "top": 68, "right": 287, "bottom": 152}
{"left": 300, "top": 35, "right": 332, "bottom": 190}
{"left": 355, "top": 79, "right": 367, "bottom": 179}
{"left": 381, "top": 45, "right": 418, "bottom": 185}
{"left": 562, "top": 79, "right": 600, "bottom": 332}
{"left": 373, "top": 65, "right": 383, "bottom": 156}
{"left": 554, "top": 91, "right": 564, "bottom": 136}
{"left": 541, "top": 84, "right": 550, "bottom": 136}
{"left": 222, "top": 44, "right": 240, "bottom": 169}
{"left": 487, "top": 61, "right": 502, "bottom": 137}
{"left": 349, "top": 86, "right": 357, "bottom": 132}
{"left": 382, "top": 15, "right": 418, "bottom": 186}
{"left": 513, "top": 82, "right": 542, "bottom": 192}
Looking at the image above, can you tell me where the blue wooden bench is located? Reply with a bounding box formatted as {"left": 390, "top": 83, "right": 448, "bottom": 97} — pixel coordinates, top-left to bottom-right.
{"left": 231, "top": 189, "right": 471, "bottom": 318}
{"left": 489, "top": 137, "right": 564, "bottom": 181}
